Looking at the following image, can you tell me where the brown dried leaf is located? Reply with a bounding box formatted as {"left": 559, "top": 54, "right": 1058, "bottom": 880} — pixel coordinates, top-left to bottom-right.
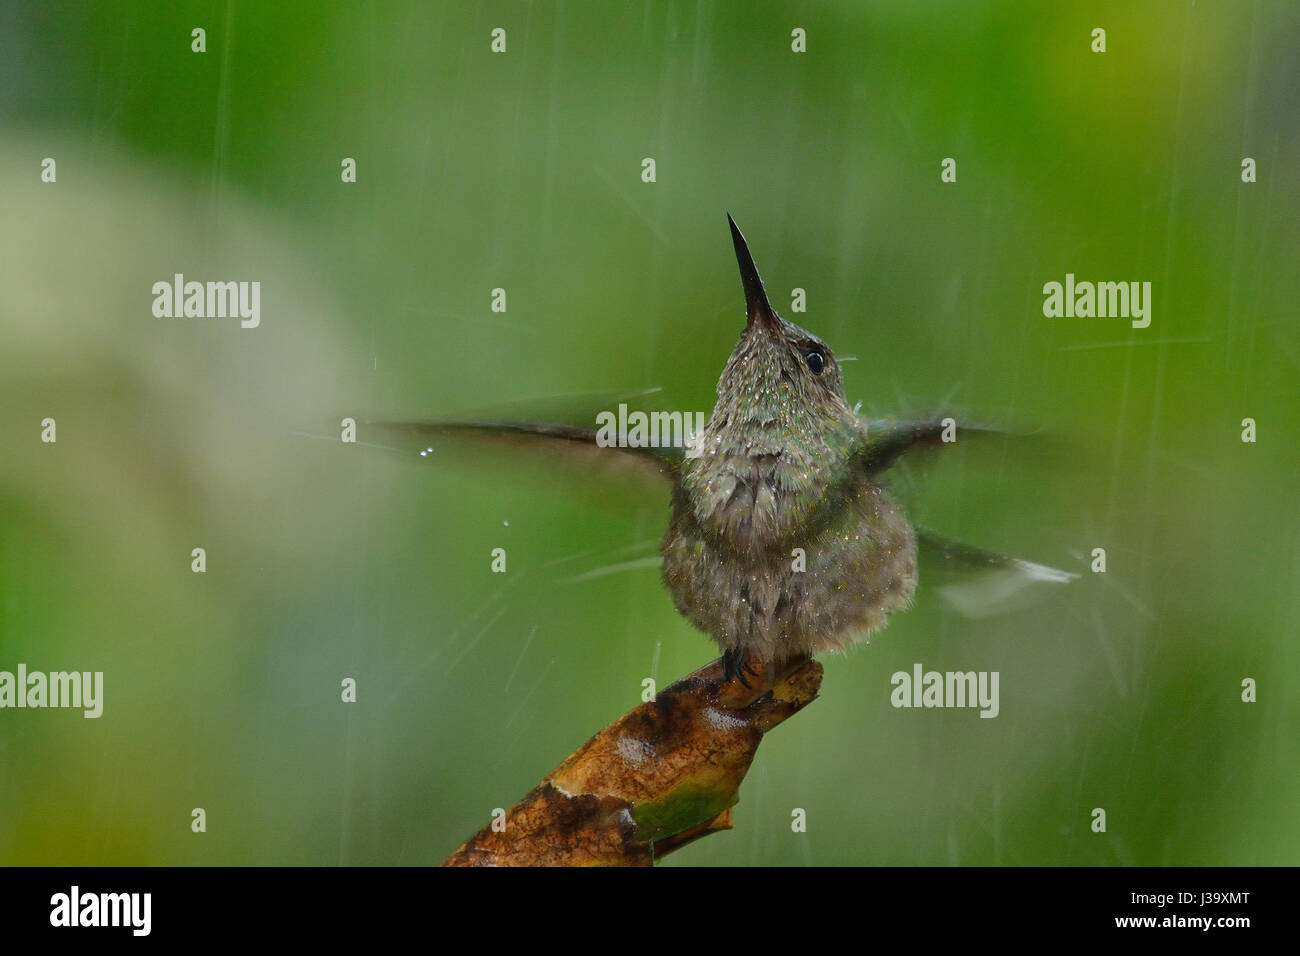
{"left": 442, "top": 654, "right": 822, "bottom": 866}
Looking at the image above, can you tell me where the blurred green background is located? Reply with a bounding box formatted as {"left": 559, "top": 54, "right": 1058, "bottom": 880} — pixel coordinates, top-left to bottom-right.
{"left": 1, "top": 0, "right": 1297, "bottom": 865}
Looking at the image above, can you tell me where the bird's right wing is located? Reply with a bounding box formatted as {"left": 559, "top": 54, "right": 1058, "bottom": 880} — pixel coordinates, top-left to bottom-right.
{"left": 361, "top": 387, "right": 684, "bottom": 497}
{"left": 370, "top": 418, "right": 679, "bottom": 483}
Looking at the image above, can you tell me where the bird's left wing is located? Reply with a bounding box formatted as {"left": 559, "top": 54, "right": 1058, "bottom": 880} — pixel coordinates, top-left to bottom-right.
{"left": 916, "top": 527, "right": 1078, "bottom": 618}
{"left": 856, "top": 418, "right": 1018, "bottom": 475}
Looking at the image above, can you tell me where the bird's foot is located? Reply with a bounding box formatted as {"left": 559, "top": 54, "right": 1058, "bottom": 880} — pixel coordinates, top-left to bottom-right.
{"left": 721, "top": 649, "right": 762, "bottom": 689}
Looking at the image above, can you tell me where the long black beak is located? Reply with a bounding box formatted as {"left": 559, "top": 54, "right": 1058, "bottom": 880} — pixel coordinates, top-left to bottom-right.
{"left": 727, "top": 214, "right": 779, "bottom": 332}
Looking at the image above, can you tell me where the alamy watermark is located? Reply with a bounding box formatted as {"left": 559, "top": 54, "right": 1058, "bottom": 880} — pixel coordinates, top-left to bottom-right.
{"left": 891, "top": 663, "right": 999, "bottom": 718}
{"left": 0, "top": 664, "right": 103, "bottom": 718}
{"left": 50, "top": 886, "right": 150, "bottom": 936}
{"left": 595, "top": 404, "right": 706, "bottom": 458}
{"left": 1042, "top": 273, "right": 1151, "bottom": 328}
{"left": 152, "top": 273, "right": 260, "bottom": 328}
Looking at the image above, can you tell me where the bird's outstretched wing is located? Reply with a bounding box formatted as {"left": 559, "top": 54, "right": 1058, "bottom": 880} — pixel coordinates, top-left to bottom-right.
{"left": 857, "top": 418, "right": 1019, "bottom": 475}
{"left": 365, "top": 417, "right": 679, "bottom": 515}
{"left": 367, "top": 387, "right": 683, "bottom": 490}
{"left": 916, "top": 527, "right": 1078, "bottom": 618}
{"left": 373, "top": 419, "right": 678, "bottom": 476}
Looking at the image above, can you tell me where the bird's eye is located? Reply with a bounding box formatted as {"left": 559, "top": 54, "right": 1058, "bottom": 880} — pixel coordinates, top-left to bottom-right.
{"left": 804, "top": 349, "right": 826, "bottom": 375}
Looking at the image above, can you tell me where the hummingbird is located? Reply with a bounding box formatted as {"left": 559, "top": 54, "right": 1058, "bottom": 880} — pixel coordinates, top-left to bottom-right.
{"left": 660, "top": 216, "right": 918, "bottom": 682}
{"left": 377, "top": 216, "right": 1073, "bottom": 684}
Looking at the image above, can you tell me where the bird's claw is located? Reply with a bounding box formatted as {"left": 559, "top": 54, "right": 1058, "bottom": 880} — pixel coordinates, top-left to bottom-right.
{"left": 722, "top": 649, "right": 757, "bottom": 689}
